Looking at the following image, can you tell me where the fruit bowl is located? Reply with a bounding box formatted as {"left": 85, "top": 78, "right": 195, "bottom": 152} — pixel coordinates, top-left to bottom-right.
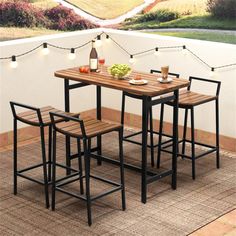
{"left": 108, "top": 64, "right": 131, "bottom": 79}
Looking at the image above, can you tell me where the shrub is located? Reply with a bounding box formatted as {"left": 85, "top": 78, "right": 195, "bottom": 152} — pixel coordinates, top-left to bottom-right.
{"left": 0, "top": 0, "right": 47, "bottom": 27}
{"left": 207, "top": 0, "right": 236, "bottom": 19}
{"left": 44, "top": 5, "right": 98, "bottom": 31}
{"left": 136, "top": 9, "right": 180, "bottom": 23}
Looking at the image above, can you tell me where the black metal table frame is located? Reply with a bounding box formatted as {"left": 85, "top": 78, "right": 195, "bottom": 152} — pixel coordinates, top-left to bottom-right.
{"left": 63, "top": 79, "right": 179, "bottom": 204}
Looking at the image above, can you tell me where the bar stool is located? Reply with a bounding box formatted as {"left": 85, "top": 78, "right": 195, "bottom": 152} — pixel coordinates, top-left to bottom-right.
{"left": 121, "top": 69, "right": 179, "bottom": 167}
{"left": 10, "top": 102, "right": 78, "bottom": 208}
{"left": 157, "top": 76, "right": 221, "bottom": 179}
{"left": 50, "top": 112, "right": 126, "bottom": 226}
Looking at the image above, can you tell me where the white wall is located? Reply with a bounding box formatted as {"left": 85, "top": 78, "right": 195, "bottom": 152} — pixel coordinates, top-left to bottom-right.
{"left": 1, "top": 28, "right": 236, "bottom": 138}
{"left": 0, "top": 29, "right": 100, "bottom": 132}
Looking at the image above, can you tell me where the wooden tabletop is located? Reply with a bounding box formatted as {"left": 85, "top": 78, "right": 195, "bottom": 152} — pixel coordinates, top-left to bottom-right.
{"left": 55, "top": 66, "right": 189, "bottom": 97}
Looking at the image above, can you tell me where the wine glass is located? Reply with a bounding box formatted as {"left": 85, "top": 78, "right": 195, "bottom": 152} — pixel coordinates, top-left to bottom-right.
{"left": 98, "top": 57, "right": 105, "bottom": 72}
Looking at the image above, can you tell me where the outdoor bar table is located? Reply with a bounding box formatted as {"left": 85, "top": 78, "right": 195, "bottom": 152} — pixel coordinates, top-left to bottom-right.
{"left": 54, "top": 66, "right": 190, "bottom": 203}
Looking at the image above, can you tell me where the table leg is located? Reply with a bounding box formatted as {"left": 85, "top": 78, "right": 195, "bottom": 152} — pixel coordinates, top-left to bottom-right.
{"left": 141, "top": 96, "right": 149, "bottom": 203}
{"left": 172, "top": 90, "right": 179, "bottom": 189}
{"left": 64, "top": 79, "right": 71, "bottom": 175}
{"left": 96, "top": 86, "right": 102, "bottom": 165}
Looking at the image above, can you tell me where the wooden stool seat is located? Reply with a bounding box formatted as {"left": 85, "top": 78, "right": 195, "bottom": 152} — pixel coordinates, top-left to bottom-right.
{"left": 17, "top": 106, "right": 79, "bottom": 126}
{"left": 165, "top": 90, "right": 217, "bottom": 108}
{"left": 56, "top": 117, "right": 122, "bottom": 138}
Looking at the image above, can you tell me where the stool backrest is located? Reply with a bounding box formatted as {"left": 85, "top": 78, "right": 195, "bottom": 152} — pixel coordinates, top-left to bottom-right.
{"left": 10, "top": 101, "right": 43, "bottom": 125}
{"left": 188, "top": 76, "right": 221, "bottom": 96}
{"left": 150, "top": 69, "right": 180, "bottom": 78}
{"left": 49, "top": 112, "right": 86, "bottom": 138}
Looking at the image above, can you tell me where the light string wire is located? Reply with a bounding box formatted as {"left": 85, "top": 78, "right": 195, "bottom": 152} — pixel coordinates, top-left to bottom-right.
{"left": 0, "top": 32, "right": 103, "bottom": 60}
{"left": 0, "top": 44, "right": 43, "bottom": 60}
{"left": 186, "top": 48, "right": 212, "bottom": 69}
{"left": 0, "top": 30, "right": 235, "bottom": 71}
{"left": 106, "top": 33, "right": 235, "bottom": 71}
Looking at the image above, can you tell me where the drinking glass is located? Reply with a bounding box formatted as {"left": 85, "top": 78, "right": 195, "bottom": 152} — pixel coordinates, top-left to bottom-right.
{"left": 161, "top": 66, "right": 169, "bottom": 80}
{"left": 98, "top": 57, "right": 105, "bottom": 72}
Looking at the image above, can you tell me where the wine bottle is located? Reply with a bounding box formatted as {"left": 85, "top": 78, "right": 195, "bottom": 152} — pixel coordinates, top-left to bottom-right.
{"left": 89, "top": 40, "right": 98, "bottom": 72}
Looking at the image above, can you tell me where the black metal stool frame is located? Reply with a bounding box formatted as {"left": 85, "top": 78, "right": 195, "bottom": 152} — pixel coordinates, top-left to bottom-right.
{"left": 121, "top": 69, "right": 180, "bottom": 167}
{"left": 10, "top": 102, "right": 80, "bottom": 208}
{"left": 50, "top": 112, "right": 126, "bottom": 226}
{"left": 157, "top": 76, "right": 221, "bottom": 179}
{"left": 10, "top": 102, "right": 51, "bottom": 208}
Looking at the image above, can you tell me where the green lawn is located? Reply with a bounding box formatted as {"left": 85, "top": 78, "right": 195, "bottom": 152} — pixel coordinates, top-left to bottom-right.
{"left": 122, "top": 15, "right": 236, "bottom": 30}
{"left": 0, "top": 27, "right": 62, "bottom": 42}
{"left": 151, "top": 0, "right": 207, "bottom": 15}
{"left": 67, "top": 0, "right": 144, "bottom": 19}
{"left": 146, "top": 31, "right": 236, "bottom": 45}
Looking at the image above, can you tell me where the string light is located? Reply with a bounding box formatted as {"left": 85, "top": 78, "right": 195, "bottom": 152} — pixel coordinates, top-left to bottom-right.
{"left": 129, "top": 55, "right": 135, "bottom": 64}
{"left": 105, "top": 34, "right": 110, "bottom": 43}
{"left": 68, "top": 48, "right": 76, "bottom": 60}
{"left": 154, "top": 47, "right": 160, "bottom": 56}
{"left": 0, "top": 32, "right": 235, "bottom": 72}
{"left": 182, "top": 45, "right": 187, "bottom": 56}
{"left": 42, "top": 43, "right": 49, "bottom": 55}
{"left": 210, "top": 67, "right": 215, "bottom": 77}
{"left": 96, "top": 35, "right": 102, "bottom": 48}
{"left": 10, "top": 56, "right": 18, "bottom": 68}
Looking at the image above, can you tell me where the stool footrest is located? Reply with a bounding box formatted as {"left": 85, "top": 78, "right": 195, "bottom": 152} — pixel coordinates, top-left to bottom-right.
{"left": 160, "top": 139, "right": 217, "bottom": 159}
{"left": 195, "top": 148, "right": 217, "bottom": 159}
{"left": 146, "top": 170, "right": 173, "bottom": 184}
{"left": 56, "top": 176, "right": 83, "bottom": 188}
{"left": 70, "top": 147, "right": 99, "bottom": 160}
{"left": 56, "top": 187, "right": 87, "bottom": 201}
{"left": 17, "top": 162, "right": 79, "bottom": 186}
{"left": 17, "top": 173, "right": 45, "bottom": 185}
{"left": 91, "top": 186, "right": 122, "bottom": 201}
{"left": 183, "top": 139, "right": 217, "bottom": 149}
{"left": 55, "top": 173, "right": 122, "bottom": 203}
{"left": 18, "top": 161, "right": 50, "bottom": 174}
{"left": 162, "top": 139, "right": 184, "bottom": 149}
{"left": 123, "top": 130, "right": 172, "bottom": 148}
{"left": 56, "top": 171, "right": 81, "bottom": 184}
{"left": 90, "top": 174, "right": 121, "bottom": 187}
{"left": 55, "top": 163, "right": 78, "bottom": 173}
{"left": 56, "top": 185, "right": 122, "bottom": 203}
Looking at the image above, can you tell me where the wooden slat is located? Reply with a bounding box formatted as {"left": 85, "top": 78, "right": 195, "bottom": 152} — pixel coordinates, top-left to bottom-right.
{"left": 56, "top": 117, "right": 121, "bottom": 138}
{"left": 179, "top": 91, "right": 216, "bottom": 106}
{"left": 17, "top": 106, "right": 79, "bottom": 126}
{"left": 54, "top": 66, "right": 189, "bottom": 97}
{"left": 166, "top": 91, "right": 216, "bottom": 107}
{"left": 17, "top": 106, "right": 53, "bottom": 118}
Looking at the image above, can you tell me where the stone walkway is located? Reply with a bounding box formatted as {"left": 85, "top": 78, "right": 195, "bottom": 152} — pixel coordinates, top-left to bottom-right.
{"left": 53, "top": 0, "right": 156, "bottom": 26}
{"left": 142, "top": 28, "right": 236, "bottom": 35}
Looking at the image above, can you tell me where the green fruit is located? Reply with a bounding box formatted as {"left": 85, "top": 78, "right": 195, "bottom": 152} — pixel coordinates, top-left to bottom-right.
{"left": 108, "top": 64, "right": 131, "bottom": 78}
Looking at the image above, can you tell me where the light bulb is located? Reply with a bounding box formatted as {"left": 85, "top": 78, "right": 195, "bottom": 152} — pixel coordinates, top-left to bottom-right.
{"left": 11, "top": 56, "right": 18, "bottom": 68}
{"left": 96, "top": 35, "right": 102, "bottom": 48}
{"left": 105, "top": 34, "right": 110, "bottom": 43}
{"left": 154, "top": 48, "right": 160, "bottom": 56}
{"left": 210, "top": 68, "right": 215, "bottom": 77}
{"left": 68, "top": 48, "right": 76, "bottom": 60}
{"left": 42, "top": 43, "right": 49, "bottom": 55}
{"left": 129, "top": 55, "right": 135, "bottom": 64}
{"left": 182, "top": 45, "right": 187, "bottom": 56}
